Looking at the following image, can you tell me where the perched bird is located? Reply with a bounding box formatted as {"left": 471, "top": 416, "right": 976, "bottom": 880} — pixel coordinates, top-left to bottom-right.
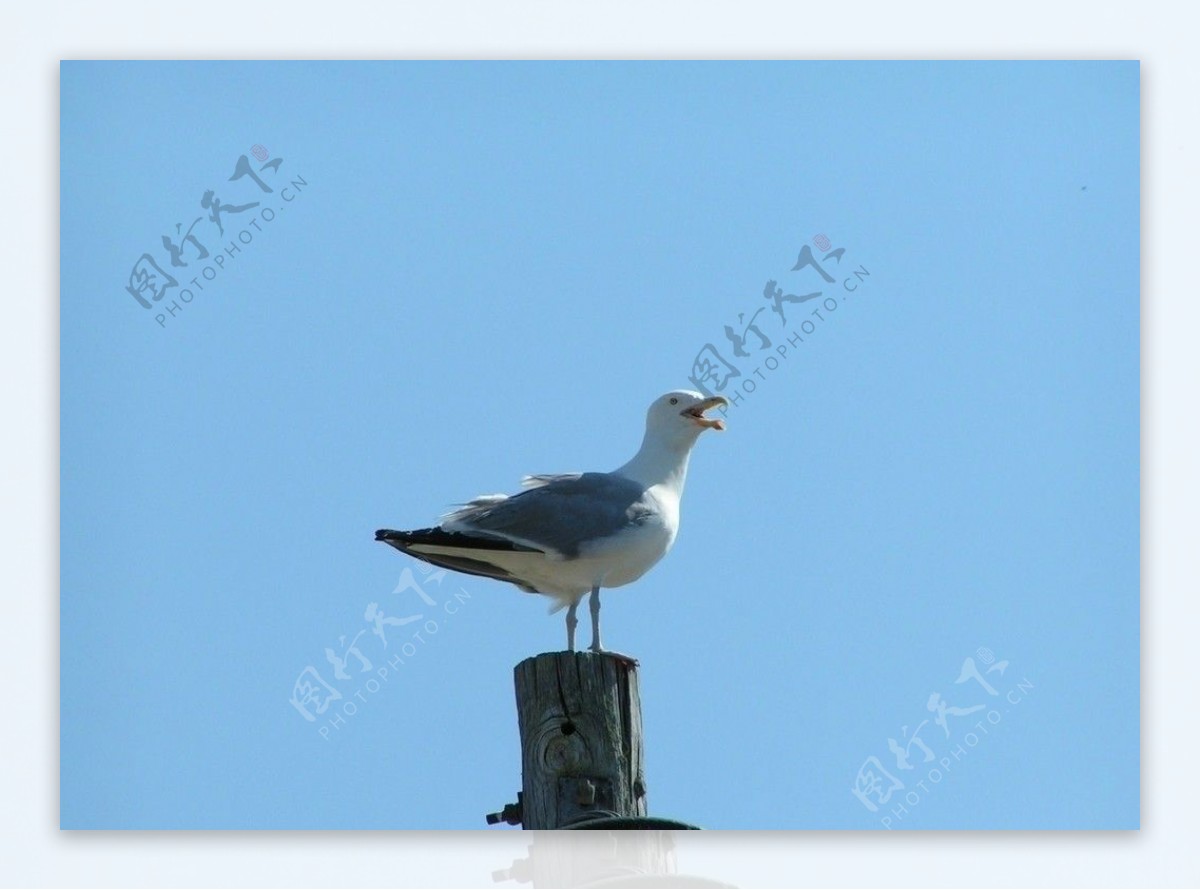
{"left": 376, "top": 390, "right": 728, "bottom": 655}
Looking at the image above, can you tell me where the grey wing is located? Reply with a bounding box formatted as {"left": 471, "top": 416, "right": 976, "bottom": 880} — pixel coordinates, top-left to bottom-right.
{"left": 440, "top": 472, "right": 651, "bottom": 558}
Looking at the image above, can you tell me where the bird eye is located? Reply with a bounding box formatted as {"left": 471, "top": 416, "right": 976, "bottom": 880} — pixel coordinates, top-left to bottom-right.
{"left": 669, "top": 397, "right": 678, "bottom": 405}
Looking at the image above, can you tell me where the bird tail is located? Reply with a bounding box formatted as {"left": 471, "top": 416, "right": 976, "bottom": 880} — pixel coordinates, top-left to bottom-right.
{"left": 374, "top": 527, "right": 542, "bottom": 593}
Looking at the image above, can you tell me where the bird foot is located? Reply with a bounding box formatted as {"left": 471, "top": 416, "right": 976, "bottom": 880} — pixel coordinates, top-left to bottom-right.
{"left": 586, "top": 647, "right": 639, "bottom": 667}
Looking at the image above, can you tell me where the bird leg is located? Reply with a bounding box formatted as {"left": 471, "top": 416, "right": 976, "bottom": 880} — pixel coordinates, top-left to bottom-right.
{"left": 565, "top": 600, "right": 579, "bottom": 652}
{"left": 588, "top": 585, "right": 602, "bottom": 653}
{"left": 587, "top": 585, "right": 638, "bottom": 665}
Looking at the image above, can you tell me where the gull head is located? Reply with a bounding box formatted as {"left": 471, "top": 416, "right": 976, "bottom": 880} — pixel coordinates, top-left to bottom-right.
{"left": 646, "top": 390, "right": 729, "bottom": 440}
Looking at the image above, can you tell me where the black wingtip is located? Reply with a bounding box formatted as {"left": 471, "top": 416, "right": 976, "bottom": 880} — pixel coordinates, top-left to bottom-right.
{"left": 374, "top": 526, "right": 540, "bottom": 553}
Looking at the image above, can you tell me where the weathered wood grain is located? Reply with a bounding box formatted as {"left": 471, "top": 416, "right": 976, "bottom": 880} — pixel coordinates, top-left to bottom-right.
{"left": 514, "top": 651, "right": 647, "bottom": 829}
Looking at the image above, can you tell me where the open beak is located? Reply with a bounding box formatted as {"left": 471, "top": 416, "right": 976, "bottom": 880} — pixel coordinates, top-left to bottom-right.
{"left": 682, "top": 395, "right": 729, "bottom": 431}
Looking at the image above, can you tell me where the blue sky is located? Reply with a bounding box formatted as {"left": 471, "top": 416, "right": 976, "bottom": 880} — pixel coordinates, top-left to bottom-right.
{"left": 60, "top": 61, "right": 1139, "bottom": 830}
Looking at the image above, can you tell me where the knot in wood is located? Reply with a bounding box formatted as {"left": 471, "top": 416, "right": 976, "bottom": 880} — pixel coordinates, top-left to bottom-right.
{"left": 535, "top": 716, "right": 592, "bottom": 773}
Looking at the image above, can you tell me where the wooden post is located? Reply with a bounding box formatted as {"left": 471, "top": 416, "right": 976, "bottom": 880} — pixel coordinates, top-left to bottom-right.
{"left": 513, "top": 651, "right": 647, "bottom": 829}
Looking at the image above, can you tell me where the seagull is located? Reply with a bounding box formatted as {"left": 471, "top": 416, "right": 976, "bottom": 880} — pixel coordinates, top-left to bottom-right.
{"left": 375, "top": 390, "right": 728, "bottom": 655}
